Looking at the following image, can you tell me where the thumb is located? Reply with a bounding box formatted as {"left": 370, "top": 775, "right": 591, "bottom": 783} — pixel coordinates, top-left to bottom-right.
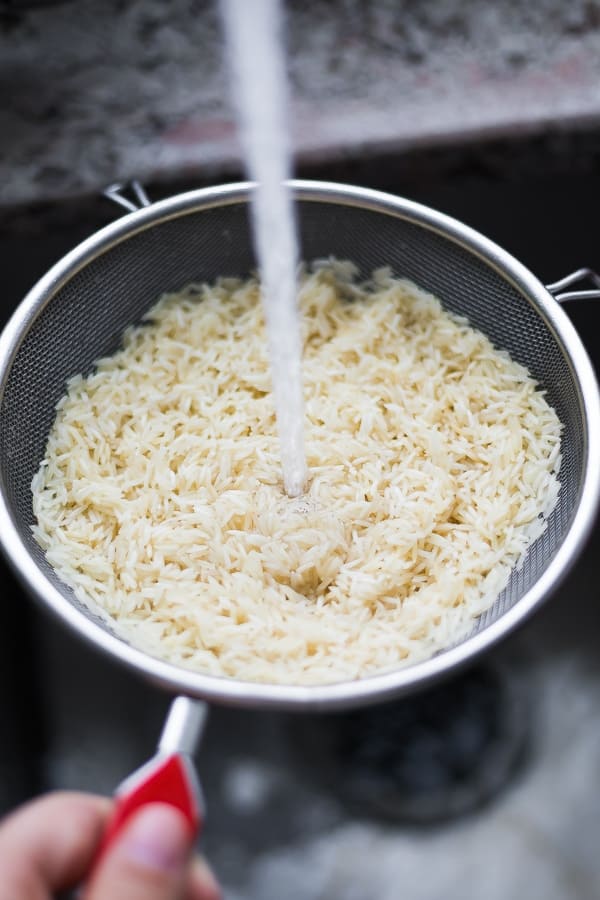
{"left": 83, "top": 803, "right": 194, "bottom": 900}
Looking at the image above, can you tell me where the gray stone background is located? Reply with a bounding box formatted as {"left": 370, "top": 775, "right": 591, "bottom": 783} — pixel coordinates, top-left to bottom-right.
{"left": 2, "top": 0, "right": 600, "bottom": 207}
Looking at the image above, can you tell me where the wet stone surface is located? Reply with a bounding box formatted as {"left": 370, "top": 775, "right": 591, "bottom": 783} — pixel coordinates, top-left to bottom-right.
{"left": 3, "top": 0, "right": 600, "bottom": 206}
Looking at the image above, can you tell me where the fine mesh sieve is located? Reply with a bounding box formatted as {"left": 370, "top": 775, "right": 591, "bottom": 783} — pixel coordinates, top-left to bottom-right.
{"left": 0, "top": 180, "right": 599, "bottom": 712}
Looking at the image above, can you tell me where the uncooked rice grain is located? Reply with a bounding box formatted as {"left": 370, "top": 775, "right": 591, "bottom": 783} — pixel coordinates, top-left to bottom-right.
{"left": 31, "top": 263, "right": 562, "bottom": 684}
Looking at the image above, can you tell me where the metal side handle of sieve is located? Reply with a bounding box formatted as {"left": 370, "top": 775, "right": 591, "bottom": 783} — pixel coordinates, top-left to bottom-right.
{"left": 103, "top": 180, "right": 152, "bottom": 213}
{"left": 546, "top": 268, "right": 600, "bottom": 303}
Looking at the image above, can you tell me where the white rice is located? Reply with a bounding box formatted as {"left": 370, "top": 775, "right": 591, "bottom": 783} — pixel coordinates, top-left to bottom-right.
{"left": 31, "top": 262, "right": 562, "bottom": 685}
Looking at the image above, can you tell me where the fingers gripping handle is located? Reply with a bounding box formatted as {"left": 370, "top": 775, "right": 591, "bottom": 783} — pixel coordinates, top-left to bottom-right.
{"left": 95, "top": 698, "right": 208, "bottom": 864}
{"left": 101, "top": 753, "right": 201, "bottom": 850}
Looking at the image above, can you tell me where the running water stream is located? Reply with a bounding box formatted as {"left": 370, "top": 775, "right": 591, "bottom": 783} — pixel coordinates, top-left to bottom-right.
{"left": 220, "top": 0, "right": 307, "bottom": 498}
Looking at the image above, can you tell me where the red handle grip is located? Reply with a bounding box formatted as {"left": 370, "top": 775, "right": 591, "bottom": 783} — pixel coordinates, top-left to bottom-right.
{"left": 95, "top": 753, "right": 202, "bottom": 867}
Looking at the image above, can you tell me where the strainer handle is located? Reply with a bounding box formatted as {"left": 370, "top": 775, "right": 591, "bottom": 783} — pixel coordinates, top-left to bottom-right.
{"left": 91, "top": 697, "right": 207, "bottom": 874}
{"left": 546, "top": 268, "right": 600, "bottom": 303}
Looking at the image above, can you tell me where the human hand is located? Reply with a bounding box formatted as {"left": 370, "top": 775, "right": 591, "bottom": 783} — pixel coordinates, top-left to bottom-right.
{"left": 0, "top": 791, "right": 221, "bottom": 899}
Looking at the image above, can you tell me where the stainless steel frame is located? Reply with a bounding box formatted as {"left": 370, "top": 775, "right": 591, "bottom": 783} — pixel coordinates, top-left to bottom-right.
{"left": 0, "top": 180, "right": 598, "bottom": 713}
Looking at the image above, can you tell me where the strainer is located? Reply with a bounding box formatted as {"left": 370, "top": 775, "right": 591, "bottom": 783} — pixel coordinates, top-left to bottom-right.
{"left": 0, "top": 180, "right": 599, "bottom": 841}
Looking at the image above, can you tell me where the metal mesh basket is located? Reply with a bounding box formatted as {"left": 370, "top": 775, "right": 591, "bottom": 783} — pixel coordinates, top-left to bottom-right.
{"left": 0, "top": 181, "right": 598, "bottom": 710}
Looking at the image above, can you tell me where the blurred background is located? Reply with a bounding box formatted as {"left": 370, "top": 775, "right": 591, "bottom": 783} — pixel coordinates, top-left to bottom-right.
{"left": 1, "top": 1, "right": 600, "bottom": 898}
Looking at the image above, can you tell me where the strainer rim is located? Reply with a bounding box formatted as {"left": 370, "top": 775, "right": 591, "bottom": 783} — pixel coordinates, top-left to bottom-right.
{"left": 0, "top": 179, "right": 598, "bottom": 711}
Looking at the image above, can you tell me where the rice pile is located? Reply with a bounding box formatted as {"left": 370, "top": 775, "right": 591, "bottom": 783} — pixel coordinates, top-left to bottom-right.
{"left": 31, "top": 263, "right": 562, "bottom": 685}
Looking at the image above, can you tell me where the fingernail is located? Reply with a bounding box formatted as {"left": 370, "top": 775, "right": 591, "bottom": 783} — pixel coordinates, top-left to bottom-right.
{"left": 120, "top": 803, "right": 192, "bottom": 873}
{"left": 192, "top": 856, "right": 223, "bottom": 900}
